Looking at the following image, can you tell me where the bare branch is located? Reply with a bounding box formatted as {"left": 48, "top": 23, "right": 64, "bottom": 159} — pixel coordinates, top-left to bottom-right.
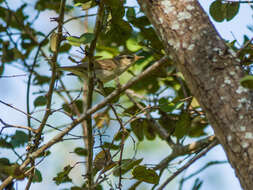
{"left": 157, "top": 138, "right": 219, "bottom": 190}
{"left": 0, "top": 56, "right": 168, "bottom": 190}
{"left": 0, "top": 119, "right": 37, "bottom": 134}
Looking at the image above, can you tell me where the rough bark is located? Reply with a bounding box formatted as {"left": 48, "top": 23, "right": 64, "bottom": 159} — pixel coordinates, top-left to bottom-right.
{"left": 137, "top": 0, "right": 253, "bottom": 189}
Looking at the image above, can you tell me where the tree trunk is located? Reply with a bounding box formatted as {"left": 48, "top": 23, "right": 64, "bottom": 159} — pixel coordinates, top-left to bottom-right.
{"left": 137, "top": 1, "right": 253, "bottom": 189}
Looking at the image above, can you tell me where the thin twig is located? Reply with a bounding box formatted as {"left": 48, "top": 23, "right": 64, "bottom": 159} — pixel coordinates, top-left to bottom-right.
{"left": 0, "top": 74, "right": 26, "bottom": 78}
{"left": 110, "top": 105, "right": 125, "bottom": 190}
{"left": 23, "top": 0, "right": 66, "bottom": 189}
{"left": 157, "top": 138, "right": 218, "bottom": 190}
{"left": 236, "top": 37, "right": 253, "bottom": 56}
{"left": 0, "top": 56, "right": 168, "bottom": 190}
{"left": 129, "top": 135, "right": 218, "bottom": 189}
{"left": 0, "top": 119, "right": 37, "bottom": 134}
{"left": 179, "top": 160, "right": 227, "bottom": 190}
{"left": 84, "top": 1, "right": 105, "bottom": 189}
{"left": 0, "top": 99, "right": 81, "bottom": 137}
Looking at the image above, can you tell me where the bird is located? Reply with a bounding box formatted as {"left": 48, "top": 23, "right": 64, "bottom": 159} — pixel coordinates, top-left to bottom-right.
{"left": 56, "top": 55, "right": 144, "bottom": 83}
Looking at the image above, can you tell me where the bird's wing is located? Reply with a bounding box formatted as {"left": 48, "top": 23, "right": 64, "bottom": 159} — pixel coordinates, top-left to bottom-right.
{"left": 94, "top": 59, "right": 118, "bottom": 71}
{"left": 57, "top": 58, "right": 118, "bottom": 71}
{"left": 57, "top": 63, "right": 88, "bottom": 71}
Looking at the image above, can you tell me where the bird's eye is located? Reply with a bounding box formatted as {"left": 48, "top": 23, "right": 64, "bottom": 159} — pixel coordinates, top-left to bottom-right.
{"left": 116, "top": 55, "right": 134, "bottom": 60}
{"left": 126, "top": 55, "right": 134, "bottom": 59}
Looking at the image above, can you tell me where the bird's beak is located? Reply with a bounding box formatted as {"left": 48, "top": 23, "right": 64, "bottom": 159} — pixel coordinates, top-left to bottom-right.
{"left": 134, "top": 55, "right": 144, "bottom": 61}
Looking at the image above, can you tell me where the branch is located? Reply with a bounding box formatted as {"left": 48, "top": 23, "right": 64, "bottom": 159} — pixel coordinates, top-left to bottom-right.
{"left": 35, "top": 0, "right": 66, "bottom": 135}
{"left": 0, "top": 74, "right": 26, "bottom": 78}
{"left": 129, "top": 135, "right": 218, "bottom": 189}
{"left": 157, "top": 138, "right": 218, "bottom": 190}
{"left": 110, "top": 104, "right": 125, "bottom": 190}
{"left": 0, "top": 119, "right": 37, "bottom": 134}
{"left": 84, "top": 1, "right": 105, "bottom": 189}
{"left": 24, "top": 1, "right": 66, "bottom": 190}
{"left": 155, "top": 136, "right": 217, "bottom": 171}
{"left": 179, "top": 160, "right": 227, "bottom": 190}
{"left": 0, "top": 99, "right": 81, "bottom": 138}
{"left": 0, "top": 56, "right": 168, "bottom": 190}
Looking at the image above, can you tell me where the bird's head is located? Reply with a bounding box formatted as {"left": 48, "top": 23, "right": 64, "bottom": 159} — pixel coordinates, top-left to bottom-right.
{"left": 116, "top": 55, "right": 144, "bottom": 67}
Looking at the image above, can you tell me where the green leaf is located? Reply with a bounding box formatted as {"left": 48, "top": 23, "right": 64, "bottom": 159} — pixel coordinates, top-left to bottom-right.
{"left": 33, "top": 75, "right": 51, "bottom": 85}
{"left": 102, "top": 142, "right": 120, "bottom": 150}
{"left": 226, "top": 2, "right": 240, "bottom": 21}
{"left": 106, "top": 19, "right": 132, "bottom": 45}
{"left": 59, "top": 43, "right": 72, "bottom": 53}
{"left": 66, "top": 36, "right": 82, "bottom": 46}
{"left": 0, "top": 158, "right": 10, "bottom": 166}
{"left": 126, "top": 7, "right": 136, "bottom": 22}
{"left": 34, "top": 96, "right": 47, "bottom": 107}
{"left": 74, "top": 147, "right": 88, "bottom": 156}
{"left": 13, "top": 48, "right": 25, "bottom": 60}
{"left": 123, "top": 102, "right": 146, "bottom": 115}
{"left": 65, "top": 37, "right": 79, "bottom": 46}
{"left": 96, "top": 45, "right": 119, "bottom": 56}
{"left": 113, "top": 159, "right": 143, "bottom": 176}
{"left": 75, "top": 1, "right": 97, "bottom": 10}
{"left": 0, "top": 138, "right": 12, "bottom": 149}
{"left": 103, "top": 87, "right": 115, "bottom": 95}
{"left": 126, "top": 38, "right": 142, "bottom": 52}
{"left": 0, "top": 163, "right": 24, "bottom": 180}
{"left": 159, "top": 98, "right": 184, "bottom": 113}
{"left": 131, "top": 119, "right": 144, "bottom": 141}
{"left": 79, "top": 33, "right": 95, "bottom": 44}
{"left": 103, "top": 87, "right": 119, "bottom": 102}
{"left": 130, "top": 16, "right": 151, "bottom": 28}
{"left": 210, "top": 0, "right": 225, "bottom": 22}
{"left": 174, "top": 112, "right": 191, "bottom": 139}
{"left": 2, "top": 42, "right": 15, "bottom": 63}
{"left": 131, "top": 74, "right": 159, "bottom": 94}
{"left": 113, "top": 130, "right": 130, "bottom": 141}
{"left": 132, "top": 165, "right": 159, "bottom": 184}
{"left": 10, "top": 130, "right": 28, "bottom": 148}
{"left": 32, "top": 169, "right": 42, "bottom": 183}
{"left": 189, "top": 116, "right": 207, "bottom": 138}
{"left": 62, "top": 99, "right": 83, "bottom": 116}
{"left": 104, "top": 0, "right": 125, "bottom": 19}
{"left": 240, "top": 75, "right": 253, "bottom": 89}
{"left": 35, "top": 0, "right": 72, "bottom": 12}
{"left": 159, "top": 98, "right": 174, "bottom": 112}
{"left": 142, "top": 119, "right": 156, "bottom": 140}
{"left": 158, "top": 114, "right": 178, "bottom": 135}
{"left": 140, "top": 27, "right": 163, "bottom": 50}
{"left": 173, "top": 101, "right": 184, "bottom": 111}
{"left": 67, "top": 33, "right": 94, "bottom": 46}
{"left": 53, "top": 165, "right": 73, "bottom": 185}
{"left": 70, "top": 187, "right": 82, "bottom": 190}
{"left": 104, "top": 0, "right": 122, "bottom": 9}
{"left": 7, "top": 163, "right": 25, "bottom": 180}
{"left": 94, "top": 149, "right": 112, "bottom": 170}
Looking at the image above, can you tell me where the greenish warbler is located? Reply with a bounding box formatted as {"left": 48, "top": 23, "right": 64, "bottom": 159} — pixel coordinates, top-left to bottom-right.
{"left": 56, "top": 55, "right": 143, "bottom": 82}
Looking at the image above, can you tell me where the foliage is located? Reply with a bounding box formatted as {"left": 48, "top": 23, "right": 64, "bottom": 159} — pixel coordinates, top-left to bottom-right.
{"left": 0, "top": 0, "right": 250, "bottom": 190}
{"left": 209, "top": 0, "right": 240, "bottom": 22}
